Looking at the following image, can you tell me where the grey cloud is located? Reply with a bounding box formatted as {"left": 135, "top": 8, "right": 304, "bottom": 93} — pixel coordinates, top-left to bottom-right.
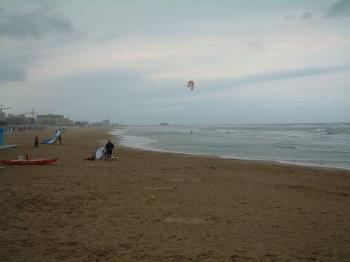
{"left": 0, "top": 64, "right": 26, "bottom": 83}
{"left": 0, "top": 8, "right": 73, "bottom": 38}
{"left": 29, "top": 69, "right": 163, "bottom": 121}
{"left": 98, "top": 32, "right": 120, "bottom": 42}
{"left": 49, "top": 69, "right": 156, "bottom": 99}
{"left": 285, "top": 11, "right": 312, "bottom": 20}
{"left": 13, "top": 65, "right": 350, "bottom": 123}
{"left": 301, "top": 12, "right": 312, "bottom": 19}
{"left": 51, "top": 65, "right": 350, "bottom": 101}
{"left": 248, "top": 41, "right": 263, "bottom": 50}
{"left": 0, "top": 55, "right": 34, "bottom": 83}
{"left": 284, "top": 14, "right": 295, "bottom": 20}
{"left": 38, "top": 68, "right": 185, "bottom": 109}
{"left": 202, "top": 64, "right": 350, "bottom": 90}
{"left": 326, "top": 0, "right": 350, "bottom": 17}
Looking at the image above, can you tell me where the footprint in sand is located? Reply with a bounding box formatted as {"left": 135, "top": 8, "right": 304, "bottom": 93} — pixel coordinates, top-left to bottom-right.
{"left": 169, "top": 177, "right": 200, "bottom": 183}
{"left": 164, "top": 217, "right": 206, "bottom": 224}
{"left": 145, "top": 187, "right": 174, "bottom": 191}
{"left": 169, "top": 178, "right": 184, "bottom": 182}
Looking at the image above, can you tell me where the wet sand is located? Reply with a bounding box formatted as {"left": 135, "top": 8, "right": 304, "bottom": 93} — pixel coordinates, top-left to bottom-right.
{"left": 0, "top": 128, "right": 349, "bottom": 261}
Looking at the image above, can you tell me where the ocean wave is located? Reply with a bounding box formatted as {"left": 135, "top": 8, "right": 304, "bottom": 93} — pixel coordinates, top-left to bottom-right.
{"left": 111, "top": 123, "right": 350, "bottom": 169}
{"left": 294, "top": 147, "right": 350, "bottom": 154}
{"left": 276, "top": 144, "right": 350, "bottom": 153}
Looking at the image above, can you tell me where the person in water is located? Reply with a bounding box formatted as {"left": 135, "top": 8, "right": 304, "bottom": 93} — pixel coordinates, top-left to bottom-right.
{"left": 105, "top": 140, "right": 115, "bottom": 159}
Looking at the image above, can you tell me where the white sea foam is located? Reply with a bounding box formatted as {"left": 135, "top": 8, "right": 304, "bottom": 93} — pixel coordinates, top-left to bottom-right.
{"left": 111, "top": 123, "right": 350, "bottom": 170}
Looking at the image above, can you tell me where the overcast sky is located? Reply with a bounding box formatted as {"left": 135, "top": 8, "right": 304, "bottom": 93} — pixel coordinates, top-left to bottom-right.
{"left": 1, "top": 0, "right": 349, "bottom": 124}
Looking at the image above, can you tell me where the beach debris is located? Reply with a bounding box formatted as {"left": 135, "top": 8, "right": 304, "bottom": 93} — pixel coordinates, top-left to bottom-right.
{"left": 146, "top": 195, "right": 156, "bottom": 203}
{"left": 187, "top": 80, "right": 195, "bottom": 91}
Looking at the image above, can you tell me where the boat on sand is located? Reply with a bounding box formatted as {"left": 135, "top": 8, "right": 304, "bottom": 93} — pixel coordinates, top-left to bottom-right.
{"left": 0, "top": 158, "right": 58, "bottom": 166}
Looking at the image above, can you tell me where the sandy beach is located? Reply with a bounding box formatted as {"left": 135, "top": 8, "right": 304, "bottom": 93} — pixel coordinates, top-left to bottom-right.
{"left": 0, "top": 128, "right": 349, "bottom": 261}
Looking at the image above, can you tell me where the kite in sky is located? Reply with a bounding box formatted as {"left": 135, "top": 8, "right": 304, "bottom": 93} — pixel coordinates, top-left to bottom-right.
{"left": 187, "top": 80, "right": 195, "bottom": 91}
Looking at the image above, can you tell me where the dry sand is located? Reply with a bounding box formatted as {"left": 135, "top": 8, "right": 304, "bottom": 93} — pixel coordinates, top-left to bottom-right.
{"left": 0, "top": 128, "right": 349, "bottom": 261}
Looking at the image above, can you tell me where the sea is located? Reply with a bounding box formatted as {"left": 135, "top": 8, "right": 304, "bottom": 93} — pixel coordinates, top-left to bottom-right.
{"left": 111, "top": 123, "right": 350, "bottom": 170}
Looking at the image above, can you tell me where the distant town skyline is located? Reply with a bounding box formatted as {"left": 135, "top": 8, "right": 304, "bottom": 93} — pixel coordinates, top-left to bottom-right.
{"left": 1, "top": 0, "right": 349, "bottom": 124}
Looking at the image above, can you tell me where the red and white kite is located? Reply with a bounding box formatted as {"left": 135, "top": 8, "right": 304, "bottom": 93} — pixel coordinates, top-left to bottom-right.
{"left": 187, "top": 80, "right": 195, "bottom": 91}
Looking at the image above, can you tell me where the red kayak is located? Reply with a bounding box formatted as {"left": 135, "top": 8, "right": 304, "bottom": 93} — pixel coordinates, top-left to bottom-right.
{"left": 0, "top": 158, "right": 58, "bottom": 166}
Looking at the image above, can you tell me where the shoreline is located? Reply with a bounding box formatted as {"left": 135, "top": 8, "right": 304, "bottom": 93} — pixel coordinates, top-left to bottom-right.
{"left": 1, "top": 127, "right": 350, "bottom": 261}
{"left": 109, "top": 125, "right": 350, "bottom": 170}
{"left": 111, "top": 132, "right": 350, "bottom": 172}
{"left": 117, "top": 143, "right": 350, "bottom": 172}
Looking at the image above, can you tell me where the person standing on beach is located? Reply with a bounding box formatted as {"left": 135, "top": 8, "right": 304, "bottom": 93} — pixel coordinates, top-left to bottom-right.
{"left": 105, "top": 140, "right": 115, "bottom": 159}
{"left": 34, "top": 136, "right": 39, "bottom": 148}
{"left": 58, "top": 134, "right": 62, "bottom": 145}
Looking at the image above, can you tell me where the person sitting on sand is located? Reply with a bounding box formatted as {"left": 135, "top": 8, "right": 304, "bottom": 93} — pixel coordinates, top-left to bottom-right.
{"left": 105, "top": 140, "right": 115, "bottom": 159}
{"left": 84, "top": 149, "right": 96, "bottom": 161}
